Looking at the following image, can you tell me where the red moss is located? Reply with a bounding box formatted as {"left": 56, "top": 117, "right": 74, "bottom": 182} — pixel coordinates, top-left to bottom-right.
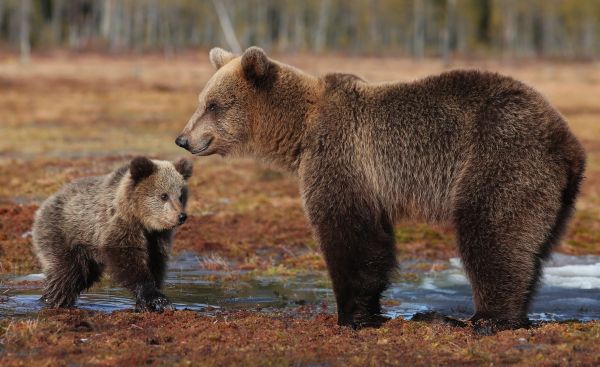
{"left": 1, "top": 309, "right": 600, "bottom": 366}
{"left": 0, "top": 205, "right": 38, "bottom": 273}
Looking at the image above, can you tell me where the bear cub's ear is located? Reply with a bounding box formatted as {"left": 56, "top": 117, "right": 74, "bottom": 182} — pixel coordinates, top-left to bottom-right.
{"left": 241, "top": 47, "right": 274, "bottom": 86}
{"left": 209, "top": 47, "right": 235, "bottom": 70}
{"left": 130, "top": 156, "right": 156, "bottom": 183}
{"left": 173, "top": 157, "right": 193, "bottom": 180}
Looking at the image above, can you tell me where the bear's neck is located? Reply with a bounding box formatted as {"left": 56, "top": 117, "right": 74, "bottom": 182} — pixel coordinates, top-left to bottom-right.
{"left": 249, "top": 70, "right": 319, "bottom": 173}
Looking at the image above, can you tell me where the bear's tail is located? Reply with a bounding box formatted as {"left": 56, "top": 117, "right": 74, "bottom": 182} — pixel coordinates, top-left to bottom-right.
{"left": 542, "top": 137, "right": 586, "bottom": 259}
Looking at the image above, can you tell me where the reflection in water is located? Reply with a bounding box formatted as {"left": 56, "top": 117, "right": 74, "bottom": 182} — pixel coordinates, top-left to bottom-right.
{"left": 2, "top": 253, "right": 599, "bottom": 322}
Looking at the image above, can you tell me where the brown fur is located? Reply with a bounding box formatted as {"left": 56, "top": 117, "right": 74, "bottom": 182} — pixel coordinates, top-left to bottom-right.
{"left": 177, "top": 47, "right": 586, "bottom": 332}
{"left": 32, "top": 157, "right": 193, "bottom": 311}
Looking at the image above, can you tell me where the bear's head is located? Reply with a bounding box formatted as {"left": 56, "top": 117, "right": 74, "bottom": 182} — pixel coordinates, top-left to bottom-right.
{"left": 125, "top": 156, "right": 193, "bottom": 231}
{"left": 176, "top": 47, "right": 315, "bottom": 168}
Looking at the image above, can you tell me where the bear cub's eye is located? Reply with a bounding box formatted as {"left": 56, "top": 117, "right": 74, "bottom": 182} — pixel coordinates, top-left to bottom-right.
{"left": 206, "top": 102, "right": 219, "bottom": 112}
{"left": 160, "top": 193, "right": 169, "bottom": 201}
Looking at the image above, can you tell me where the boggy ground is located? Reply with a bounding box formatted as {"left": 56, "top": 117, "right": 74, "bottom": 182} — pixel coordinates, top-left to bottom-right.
{"left": 1, "top": 51, "right": 600, "bottom": 365}
{"left": 2, "top": 309, "right": 600, "bottom": 366}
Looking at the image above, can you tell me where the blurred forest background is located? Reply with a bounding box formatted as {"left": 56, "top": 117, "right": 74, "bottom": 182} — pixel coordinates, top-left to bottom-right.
{"left": 1, "top": 0, "right": 599, "bottom": 63}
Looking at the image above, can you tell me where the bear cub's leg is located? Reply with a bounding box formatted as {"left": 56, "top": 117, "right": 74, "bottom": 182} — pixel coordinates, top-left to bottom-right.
{"left": 41, "top": 244, "right": 103, "bottom": 308}
{"left": 102, "top": 241, "right": 171, "bottom": 312}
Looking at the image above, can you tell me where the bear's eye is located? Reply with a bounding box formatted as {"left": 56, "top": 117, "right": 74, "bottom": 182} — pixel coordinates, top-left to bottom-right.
{"left": 160, "top": 193, "right": 169, "bottom": 201}
{"left": 206, "top": 102, "right": 219, "bottom": 112}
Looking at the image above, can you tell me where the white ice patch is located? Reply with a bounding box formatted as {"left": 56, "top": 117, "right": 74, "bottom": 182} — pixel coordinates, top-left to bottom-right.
{"left": 446, "top": 273, "right": 468, "bottom": 285}
{"left": 14, "top": 273, "right": 46, "bottom": 282}
{"left": 388, "top": 255, "right": 600, "bottom": 321}
{"left": 448, "top": 257, "right": 462, "bottom": 268}
{"left": 542, "top": 263, "right": 600, "bottom": 289}
{"left": 446, "top": 255, "right": 600, "bottom": 290}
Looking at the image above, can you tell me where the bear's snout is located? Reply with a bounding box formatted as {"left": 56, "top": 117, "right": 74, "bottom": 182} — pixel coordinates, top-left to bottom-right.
{"left": 175, "top": 135, "right": 189, "bottom": 150}
{"left": 178, "top": 212, "right": 187, "bottom": 225}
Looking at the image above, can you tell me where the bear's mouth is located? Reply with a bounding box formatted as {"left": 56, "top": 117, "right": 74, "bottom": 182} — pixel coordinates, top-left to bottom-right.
{"left": 192, "top": 137, "right": 214, "bottom": 155}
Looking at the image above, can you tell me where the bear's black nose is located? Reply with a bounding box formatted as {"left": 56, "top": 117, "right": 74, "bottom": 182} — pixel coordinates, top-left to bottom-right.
{"left": 178, "top": 213, "right": 187, "bottom": 224}
{"left": 175, "top": 135, "right": 189, "bottom": 149}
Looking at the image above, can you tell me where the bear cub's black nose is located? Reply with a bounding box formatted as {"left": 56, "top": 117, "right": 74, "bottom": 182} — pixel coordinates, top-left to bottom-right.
{"left": 175, "top": 135, "right": 189, "bottom": 149}
{"left": 178, "top": 213, "right": 187, "bottom": 224}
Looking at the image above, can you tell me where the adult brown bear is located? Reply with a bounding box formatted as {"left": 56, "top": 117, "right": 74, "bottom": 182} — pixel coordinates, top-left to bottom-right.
{"left": 176, "top": 47, "right": 585, "bottom": 333}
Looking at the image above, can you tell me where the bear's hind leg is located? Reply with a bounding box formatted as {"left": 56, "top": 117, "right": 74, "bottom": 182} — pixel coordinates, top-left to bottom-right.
{"left": 455, "top": 224, "right": 540, "bottom": 333}
{"left": 42, "top": 244, "right": 102, "bottom": 308}
{"left": 454, "top": 190, "right": 564, "bottom": 334}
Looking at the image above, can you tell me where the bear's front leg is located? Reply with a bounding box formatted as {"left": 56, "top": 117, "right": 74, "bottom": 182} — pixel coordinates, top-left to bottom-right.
{"left": 303, "top": 178, "right": 397, "bottom": 329}
{"left": 102, "top": 241, "right": 172, "bottom": 313}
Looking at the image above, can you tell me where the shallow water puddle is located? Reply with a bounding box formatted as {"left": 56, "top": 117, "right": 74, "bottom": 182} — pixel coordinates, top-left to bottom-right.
{"left": 386, "top": 254, "right": 600, "bottom": 322}
{"left": 1, "top": 253, "right": 600, "bottom": 322}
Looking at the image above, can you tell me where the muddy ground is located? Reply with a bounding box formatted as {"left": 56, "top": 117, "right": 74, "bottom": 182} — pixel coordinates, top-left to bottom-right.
{"left": 1, "top": 51, "right": 599, "bottom": 366}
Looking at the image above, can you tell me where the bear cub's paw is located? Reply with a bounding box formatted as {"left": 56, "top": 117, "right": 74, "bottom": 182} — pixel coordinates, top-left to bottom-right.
{"left": 135, "top": 285, "right": 173, "bottom": 313}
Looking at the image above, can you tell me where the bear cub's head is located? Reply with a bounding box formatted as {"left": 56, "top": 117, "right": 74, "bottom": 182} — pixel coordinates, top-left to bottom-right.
{"left": 175, "top": 46, "right": 279, "bottom": 157}
{"left": 126, "top": 156, "right": 193, "bottom": 231}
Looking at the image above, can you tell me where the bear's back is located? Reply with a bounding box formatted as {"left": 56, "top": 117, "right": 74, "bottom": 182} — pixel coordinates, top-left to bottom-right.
{"left": 318, "top": 68, "right": 565, "bottom": 147}
{"left": 310, "top": 69, "right": 575, "bottom": 223}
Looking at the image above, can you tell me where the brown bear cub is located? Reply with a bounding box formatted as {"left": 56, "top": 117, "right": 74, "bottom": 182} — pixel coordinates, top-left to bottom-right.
{"left": 176, "top": 47, "right": 586, "bottom": 333}
{"left": 32, "top": 156, "right": 193, "bottom": 312}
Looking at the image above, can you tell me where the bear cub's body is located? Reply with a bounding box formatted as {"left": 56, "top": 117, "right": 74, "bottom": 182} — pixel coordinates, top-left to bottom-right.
{"left": 32, "top": 156, "right": 193, "bottom": 311}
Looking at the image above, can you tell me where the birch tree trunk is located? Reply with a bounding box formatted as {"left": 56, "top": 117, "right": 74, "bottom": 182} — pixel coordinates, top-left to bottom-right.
{"left": 542, "top": 2, "right": 557, "bottom": 57}
{"left": 51, "top": 0, "right": 64, "bottom": 45}
{"left": 314, "top": 0, "right": 331, "bottom": 53}
{"left": 0, "top": 0, "right": 4, "bottom": 32}
{"left": 581, "top": 14, "right": 596, "bottom": 59}
{"left": 145, "top": 0, "right": 159, "bottom": 48}
{"left": 277, "top": 1, "right": 290, "bottom": 52}
{"left": 211, "top": 0, "right": 241, "bottom": 53}
{"left": 293, "top": 1, "right": 305, "bottom": 51}
{"left": 19, "top": 0, "right": 31, "bottom": 64}
{"left": 441, "top": 0, "right": 456, "bottom": 65}
{"left": 413, "top": 0, "right": 425, "bottom": 59}
{"left": 502, "top": 0, "right": 516, "bottom": 61}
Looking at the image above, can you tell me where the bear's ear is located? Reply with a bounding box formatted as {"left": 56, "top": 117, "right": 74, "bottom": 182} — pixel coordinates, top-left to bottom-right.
{"left": 241, "top": 47, "right": 274, "bottom": 87}
{"left": 173, "top": 157, "right": 193, "bottom": 180}
{"left": 129, "top": 156, "right": 156, "bottom": 184}
{"left": 209, "top": 47, "right": 235, "bottom": 70}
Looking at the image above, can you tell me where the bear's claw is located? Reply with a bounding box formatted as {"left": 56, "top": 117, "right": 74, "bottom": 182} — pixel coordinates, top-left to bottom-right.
{"left": 412, "top": 311, "right": 468, "bottom": 327}
{"left": 470, "top": 316, "right": 531, "bottom": 335}
{"left": 338, "top": 314, "right": 391, "bottom": 330}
